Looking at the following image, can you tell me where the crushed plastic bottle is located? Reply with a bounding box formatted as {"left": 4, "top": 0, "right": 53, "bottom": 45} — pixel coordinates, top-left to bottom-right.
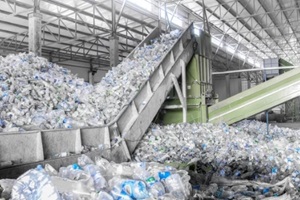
{"left": 133, "top": 163, "right": 165, "bottom": 198}
{"left": 159, "top": 172, "right": 187, "bottom": 199}
{"left": 83, "top": 164, "right": 107, "bottom": 191}
{"left": 95, "top": 191, "right": 114, "bottom": 200}
{"left": 58, "top": 163, "right": 94, "bottom": 190}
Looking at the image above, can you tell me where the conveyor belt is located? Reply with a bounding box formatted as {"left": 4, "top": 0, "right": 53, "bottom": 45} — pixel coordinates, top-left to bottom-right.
{"left": 208, "top": 66, "right": 300, "bottom": 125}
{"left": 0, "top": 24, "right": 195, "bottom": 178}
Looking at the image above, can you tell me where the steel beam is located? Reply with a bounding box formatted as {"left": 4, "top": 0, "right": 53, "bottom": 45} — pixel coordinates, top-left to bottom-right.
{"left": 28, "top": 0, "right": 42, "bottom": 56}
{"left": 110, "top": 0, "right": 119, "bottom": 68}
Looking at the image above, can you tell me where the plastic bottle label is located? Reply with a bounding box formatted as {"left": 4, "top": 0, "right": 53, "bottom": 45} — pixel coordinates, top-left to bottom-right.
{"left": 146, "top": 177, "right": 156, "bottom": 186}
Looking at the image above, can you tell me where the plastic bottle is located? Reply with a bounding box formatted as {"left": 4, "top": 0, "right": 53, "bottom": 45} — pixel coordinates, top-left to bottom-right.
{"left": 206, "top": 183, "right": 218, "bottom": 195}
{"left": 124, "top": 180, "right": 149, "bottom": 199}
{"left": 145, "top": 177, "right": 165, "bottom": 198}
{"left": 60, "top": 192, "right": 81, "bottom": 200}
{"left": 133, "top": 164, "right": 165, "bottom": 198}
{"left": 44, "top": 163, "right": 58, "bottom": 176}
{"left": 271, "top": 167, "right": 278, "bottom": 182}
{"left": 59, "top": 164, "right": 94, "bottom": 190}
{"left": 83, "top": 164, "right": 107, "bottom": 191}
{"left": 78, "top": 154, "right": 94, "bottom": 167}
{"left": 214, "top": 189, "right": 234, "bottom": 199}
{"left": 59, "top": 164, "right": 81, "bottom": 180}
{"left": 96, "top": 191, "right": 114, "bottom": 200}
{"left": 110, "top": 177, "right": 149, "bottom": 199}
{"left": 159, "top": 171, "right": 186, "bottom": 199}
{"left": 62, "top": 118, "right": 72, "bottom": 129}
{"left": 11, "top": 166, "right": 61, "bottom": 200}
{"left": 111, "top": 163, "right": 133, "bottom": 177}
{"left": 110, "top": 184, "right": 133, "bottom": 200}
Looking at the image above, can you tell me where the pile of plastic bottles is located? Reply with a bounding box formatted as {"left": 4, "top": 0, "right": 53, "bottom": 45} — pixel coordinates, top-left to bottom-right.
{"left": 0, "top": 154, "right": 191, "bottom": 199}
{"left": 133, "top": 120, "right": 300, "bottom": 199}
{"left": 0, "top": 30, "right": 181, "bottom": 132}
{"left": 190, "top": 172, "right": 297, "bottom": 199}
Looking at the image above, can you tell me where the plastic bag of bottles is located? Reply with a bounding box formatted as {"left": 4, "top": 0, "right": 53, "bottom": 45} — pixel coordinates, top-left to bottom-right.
{"left": 1, "top": 154, "right": 191, "bottom": 199}
{"left": 11, "top": 166, "right": 61, "bottom": 200}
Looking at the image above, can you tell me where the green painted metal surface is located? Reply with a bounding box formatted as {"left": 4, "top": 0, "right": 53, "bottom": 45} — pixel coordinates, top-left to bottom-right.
{"left": 279, "top": 58, "right": 293, "bottom": 74}
{"left": 158, "top": 54, "right": 208, "bottom": 124}
{"left": 158, "top": 33, "right": 213, "bottom": 124}
{"left": 279, "top": 58, "right": 293, "bottom": 67}
{"left": 187, "top": 56, "right": 201, "bottom": 98}
{"left": 208, "top": 67, "right": 300, "bottom": 125}
{"left": 161, "top": 108, "right": 202, "bottom": 124}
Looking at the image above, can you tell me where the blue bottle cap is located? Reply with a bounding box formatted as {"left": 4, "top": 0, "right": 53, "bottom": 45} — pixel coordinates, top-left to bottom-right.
{"left": 262, "top": 187, "right": 270, "bottom": 194}
{"left": 158, "top": 171, "right": 171, "bottom": 180}
{"left": 72, "top": 163, "right": 81, "bottom": 170}
{"left": 36, "top": 164, "right": 43, "bottom": 171}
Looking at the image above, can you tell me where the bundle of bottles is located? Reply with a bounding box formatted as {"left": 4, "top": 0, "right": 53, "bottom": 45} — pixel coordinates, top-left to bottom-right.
{"left": 0, "top": 154, "right": 191, "bottom": 200}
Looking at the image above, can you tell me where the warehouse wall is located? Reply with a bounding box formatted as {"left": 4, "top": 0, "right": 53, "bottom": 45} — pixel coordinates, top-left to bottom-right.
{"left": 213, "top": 76, "right": 243, "bottom": 101}
{"left": 241, "top": 77, "right": 249, "bottom": 91}
{"left": 56, "top": 60, "right": 108, "bottom": 84}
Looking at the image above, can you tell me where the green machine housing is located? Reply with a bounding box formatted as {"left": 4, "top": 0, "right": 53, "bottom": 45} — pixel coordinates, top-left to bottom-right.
{"left": 156, "top": 30, "right": 217, "bottom": 124}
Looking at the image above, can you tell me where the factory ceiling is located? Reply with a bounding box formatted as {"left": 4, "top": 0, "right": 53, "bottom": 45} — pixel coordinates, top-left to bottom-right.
{"left": 0, "top": 0, "right": 298, "bottom": 71}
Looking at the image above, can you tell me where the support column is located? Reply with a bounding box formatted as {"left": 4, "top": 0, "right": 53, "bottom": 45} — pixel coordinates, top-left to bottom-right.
{"left": 109, "top": 36, "right": 119, "bottom": 68}
{"left": 225, "top": 74, "right": 231, "bottom": 98}
{"left": 110, "top": 0, "right": 119, "bottom": 68}
{"left": 238, "top": 75, "right": 242, "bottom": 93}
{"left": 156, "top": 0, "right": 161, "bottom": 31}
{"left": 247, "top": 72, "right": 251, "bottom": 89}
{"left": 171, "top": 74, "right": 187, "bottom": 123}
{"left": 89, "top": 59, "right": 95, "bottom": 85}
{"left": 28, "top": 0, "right": 42, "bottom": 56}
{"left": 181, "top": 61, "right": 187, "bottom": 123}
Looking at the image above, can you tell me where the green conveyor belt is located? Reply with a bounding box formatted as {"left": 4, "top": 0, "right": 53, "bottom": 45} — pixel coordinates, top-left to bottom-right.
{"left": 208, "top": 67, "right": 300, "bottom": 125}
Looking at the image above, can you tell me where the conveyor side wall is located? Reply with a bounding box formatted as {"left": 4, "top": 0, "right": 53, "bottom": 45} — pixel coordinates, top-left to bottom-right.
{"left": 208, "top": 66, "right": 300, "bottom": 124}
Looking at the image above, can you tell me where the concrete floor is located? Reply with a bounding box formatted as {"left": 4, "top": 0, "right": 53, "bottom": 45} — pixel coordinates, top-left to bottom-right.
{"left": 270, "top": 122, "right": 300, "bottom": 130}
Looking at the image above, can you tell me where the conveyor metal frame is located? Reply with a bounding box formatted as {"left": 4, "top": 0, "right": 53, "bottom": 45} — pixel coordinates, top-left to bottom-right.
{"left": 208, "top": 66, "right": 300, "bottom": 125}
{"left": 0, "top": 23, "right": 195, "bottom": 178}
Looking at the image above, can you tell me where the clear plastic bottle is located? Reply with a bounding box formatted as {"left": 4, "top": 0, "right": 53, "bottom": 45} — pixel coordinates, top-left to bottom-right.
{"left": 96, "top": 191, "right": 114, "bottom": 200}
{"left": 110, "top": 184, "right": 133, "bottom": 200}
{"left": 159, "top": 171, "right": 186, "bottom": 199}
{"left": 59, "top": 163, "right": 94, "bottom": 190}
{"left": 134, "top": 165, "right": 165, "bottom": 198}
{"left": 214, "top": 189, "right": 234, "bottom": 199}
{"left": 44, "top": 163, "right": 58, "bottom": 176}
{"left": 83, "top": 164, "right": 107, "bottom": 191}
{"left": 78, "top": 154, "right": 94, "bottom": 167}
{"left": 206, "top": 183, "right": 218, "bottom": 195}
{"left": 110, "top": 177, "right": 149, "bottom": 199}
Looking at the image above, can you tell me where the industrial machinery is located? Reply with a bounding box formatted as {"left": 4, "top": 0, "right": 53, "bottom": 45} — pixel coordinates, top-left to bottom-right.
{"left": 0, "top": 24, "right": 195, "bottom": 178}
{"left": 156, "top": 29, "right": 217, "bottom": 124}
{"left": 2, "top": 23, "right": 300, "bottom": 178}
